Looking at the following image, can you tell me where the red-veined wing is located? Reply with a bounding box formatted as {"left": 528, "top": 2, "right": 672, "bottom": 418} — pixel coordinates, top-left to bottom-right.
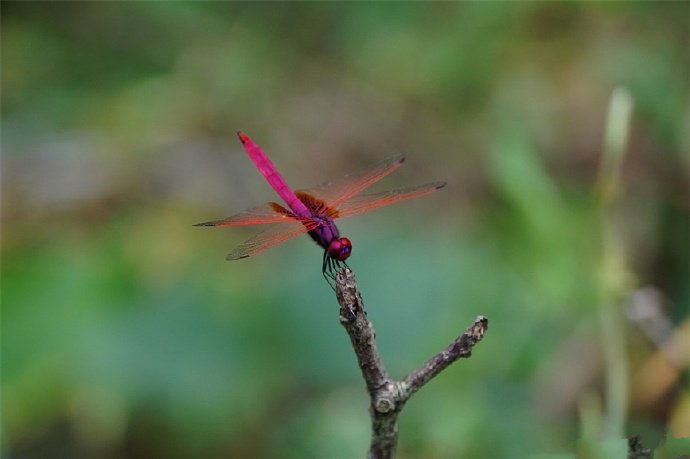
{"left": 225, "top": 219, "right": 321, "bottom": 260}
{"left": 297, "top": 155, "right": 405, "bottom": 209}
{"left": 334, "top": 182, "right": 446, "bottom": 219}
{"left": 194, "top": 202, "right": 299, "bottom": 227}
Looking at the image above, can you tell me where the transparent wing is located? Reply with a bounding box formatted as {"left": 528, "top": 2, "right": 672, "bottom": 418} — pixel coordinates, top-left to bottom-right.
{"left": 225, "top": 219, "right": 321, "bottom": 260}
{"left": 194, "top": 202, "right": 298, "bottom": 227}
{"left": 335, "top": 182, "right": 446, "bottom": 219}
{"left": 297, "top": 155, "right": 405, "bottom": 209}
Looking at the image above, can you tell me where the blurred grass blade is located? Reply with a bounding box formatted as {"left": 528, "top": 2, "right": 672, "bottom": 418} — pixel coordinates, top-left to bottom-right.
{"left": 596, "top": 87, "right": 635, "bottom": 440}
{"left": 597, "top": 87, "right": 634, "bottom": 206}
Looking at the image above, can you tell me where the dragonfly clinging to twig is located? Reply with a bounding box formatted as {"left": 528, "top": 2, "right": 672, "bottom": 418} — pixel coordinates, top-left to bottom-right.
{"left": 195, "top": 131, "right": 445, "bottom": 286}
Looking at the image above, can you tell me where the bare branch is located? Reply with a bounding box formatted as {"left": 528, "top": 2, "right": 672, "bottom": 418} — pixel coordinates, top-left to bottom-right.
{"left": 401, "top": 315, "right": 488, "bottom": 400}
{"left": 336, "top": 267, "right": 391, "bottom": 396}
{"left": 334, "top": 268, "right": 488, "bottom": 459}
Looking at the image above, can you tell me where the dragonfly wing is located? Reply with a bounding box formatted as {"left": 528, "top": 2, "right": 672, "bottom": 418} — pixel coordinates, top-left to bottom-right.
{"left": 226, "top": 219, "right": 320, "bottom": 260}
{"left": 297, "top": 155, "right": 406, "bottom": 209}
{"left": 334, "top": 182, "right": 446, "bottom": 219}
{"left": 194, "top": 202, "right": 298, "bottom": 227}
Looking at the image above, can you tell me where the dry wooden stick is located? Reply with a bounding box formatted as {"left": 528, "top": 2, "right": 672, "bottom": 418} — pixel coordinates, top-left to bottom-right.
{"left": 335, "top": 268, "right": 488, "bottom": 459}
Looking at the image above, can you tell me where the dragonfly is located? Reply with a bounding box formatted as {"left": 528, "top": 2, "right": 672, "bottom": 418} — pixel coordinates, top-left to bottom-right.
{"left": 195, "top": 131, "right": 445, "bottom": 285}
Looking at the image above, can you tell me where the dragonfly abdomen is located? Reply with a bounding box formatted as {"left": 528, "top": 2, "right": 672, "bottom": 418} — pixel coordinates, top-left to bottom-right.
{"left": 263, "top": 170, "right": 312, "bottom": 217}
{"left": 238, "top": 131, "right": 312, "bottom": 218}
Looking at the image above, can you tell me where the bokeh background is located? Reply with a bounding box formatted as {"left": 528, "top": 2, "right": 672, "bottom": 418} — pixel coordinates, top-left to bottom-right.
{"left": 2, "top": 3, "right": 688, "bottom": 458}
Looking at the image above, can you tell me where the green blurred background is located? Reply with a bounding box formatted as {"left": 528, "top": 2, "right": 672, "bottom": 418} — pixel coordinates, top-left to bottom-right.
{"left": 2, "top": 2, "right": 688, "bottom": 458}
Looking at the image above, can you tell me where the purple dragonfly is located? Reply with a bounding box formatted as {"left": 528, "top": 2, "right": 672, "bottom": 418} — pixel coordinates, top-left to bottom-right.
{"left": 195, "top": 131, "right": 445, "bottom": 283}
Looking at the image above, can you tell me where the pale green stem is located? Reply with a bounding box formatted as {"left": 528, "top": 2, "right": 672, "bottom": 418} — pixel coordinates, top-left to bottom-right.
{"left": 596, "top": 87, "right": 634, "bottom": 439}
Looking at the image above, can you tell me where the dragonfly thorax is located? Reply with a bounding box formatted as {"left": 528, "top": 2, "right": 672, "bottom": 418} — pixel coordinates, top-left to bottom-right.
{"left": 327, "top": 237, "right": 352, "bottom": 261}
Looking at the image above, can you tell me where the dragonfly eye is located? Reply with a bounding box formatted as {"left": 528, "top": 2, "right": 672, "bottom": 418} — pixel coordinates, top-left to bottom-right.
{"left": 328, "top": 237, "right": 352, "bottom": 261}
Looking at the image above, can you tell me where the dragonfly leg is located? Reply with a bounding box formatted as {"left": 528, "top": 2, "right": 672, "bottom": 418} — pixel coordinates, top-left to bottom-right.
{"left": 322, "top": 252, "right": 350, "bottom": 291}
{"left": 322, "top": 252, "right": 336, "bottom": 291}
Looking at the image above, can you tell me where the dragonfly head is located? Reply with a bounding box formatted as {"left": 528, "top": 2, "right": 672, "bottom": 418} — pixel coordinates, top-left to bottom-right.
{"left": 327, "top": 237, "right": 352, "bottom": 261}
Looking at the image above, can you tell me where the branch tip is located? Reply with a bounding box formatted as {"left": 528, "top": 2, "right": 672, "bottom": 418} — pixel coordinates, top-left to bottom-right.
{"left": 471, "top": 315, "right": 489, "bottom": 341}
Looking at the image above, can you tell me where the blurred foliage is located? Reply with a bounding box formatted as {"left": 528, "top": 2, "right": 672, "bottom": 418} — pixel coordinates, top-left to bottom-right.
{"left": 2, "top": 2, "right": 688, "bottom": 458}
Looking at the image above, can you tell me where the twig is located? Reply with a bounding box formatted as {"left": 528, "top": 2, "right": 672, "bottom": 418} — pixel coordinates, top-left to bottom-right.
{"left": 335, "top": 268, "right": 488, "bottom": 459}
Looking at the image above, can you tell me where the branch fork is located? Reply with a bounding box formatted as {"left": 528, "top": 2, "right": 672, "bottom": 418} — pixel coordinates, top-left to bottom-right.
{"left": 335, "top": 268, "right": 488, "bottom": 459}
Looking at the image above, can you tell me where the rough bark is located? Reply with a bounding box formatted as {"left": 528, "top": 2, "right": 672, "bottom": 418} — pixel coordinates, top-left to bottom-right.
{"left": 335, "top": 268, "right": 488, "bottom": 459}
